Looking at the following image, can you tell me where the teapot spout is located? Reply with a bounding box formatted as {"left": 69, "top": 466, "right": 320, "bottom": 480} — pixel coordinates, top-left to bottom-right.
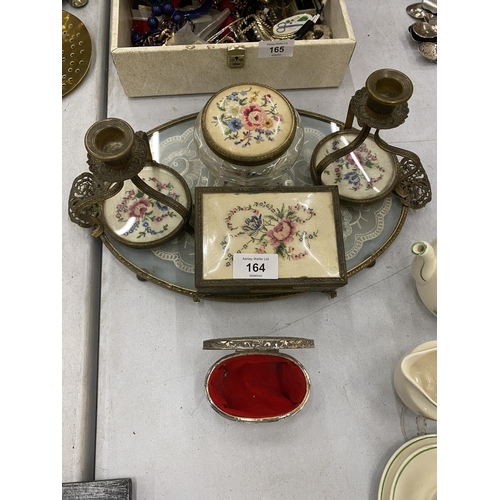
{"left": 411, "top": 240, "right": 436, "bottom": 285}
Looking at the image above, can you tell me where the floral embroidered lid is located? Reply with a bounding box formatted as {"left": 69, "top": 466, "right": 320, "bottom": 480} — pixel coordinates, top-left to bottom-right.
{"left": 200, "top": 83, "right": 297, "bottom": 166}
{"left": 311, "top": 132, "right": 399, "bottom": 204}
{"left": 101, "top": 164, "right": 191, "bottom": 248}
{"left": 194, "top": 186, "right": 348, "bottom": 296}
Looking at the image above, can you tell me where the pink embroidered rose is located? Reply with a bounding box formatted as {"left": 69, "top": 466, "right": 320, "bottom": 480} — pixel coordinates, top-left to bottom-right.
{"left": 129, "top": 198, "right": 151, "bottom": 218}
{"left": 241, "top": 104, "right": 267, "bottom": 130}
{"left": 267, "top": 218, "right": 296, "bottom": 247}
{"left": 346, "top": 150, "right": 365, "bottom": 167}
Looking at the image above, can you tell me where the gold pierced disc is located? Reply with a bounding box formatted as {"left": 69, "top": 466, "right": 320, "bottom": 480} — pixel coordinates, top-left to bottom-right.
{"left": 62, "top": 10, "right": 92, "bottom": 97}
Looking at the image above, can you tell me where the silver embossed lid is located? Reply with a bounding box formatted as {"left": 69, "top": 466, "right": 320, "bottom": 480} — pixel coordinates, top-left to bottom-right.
{"left": 203, "top": 336, "right": 315, "bottom": 351}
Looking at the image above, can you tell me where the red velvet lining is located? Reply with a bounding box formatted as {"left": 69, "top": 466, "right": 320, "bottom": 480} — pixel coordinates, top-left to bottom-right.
{"left": 207, "top": 353, "right": 308, "bottom": 419}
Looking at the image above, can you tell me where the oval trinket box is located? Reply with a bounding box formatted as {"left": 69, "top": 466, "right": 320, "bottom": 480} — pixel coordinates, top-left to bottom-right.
{"left": 203, "top": 337, "right": 314, "bottom": 422}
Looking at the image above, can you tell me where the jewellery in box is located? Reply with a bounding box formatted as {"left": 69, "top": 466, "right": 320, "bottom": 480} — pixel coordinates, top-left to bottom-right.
{"left": 132, "top": 0, "right": 214, "bottom": 46}
{"left": 206, "top": 12, "right": 287, "bottom": 42}
{"left": 303, "top": 23, "right": 332, "bottom": 39}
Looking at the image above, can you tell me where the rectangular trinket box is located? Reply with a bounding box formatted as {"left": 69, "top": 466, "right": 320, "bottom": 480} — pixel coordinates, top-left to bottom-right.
{"left": 194, "top": 185, "right": 347, "bottom": 296}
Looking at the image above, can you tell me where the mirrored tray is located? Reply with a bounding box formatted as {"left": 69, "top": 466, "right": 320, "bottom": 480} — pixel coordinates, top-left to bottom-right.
{"left": 100, "top": 111, "right": 408, "bottom": 301}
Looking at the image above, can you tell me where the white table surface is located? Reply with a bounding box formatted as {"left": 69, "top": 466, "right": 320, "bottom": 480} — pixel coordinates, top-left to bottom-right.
{"left": 62, "top": 0, "right": 437, "bottom": 496}
{"left": 62, "top": 0, "right": 110, "bottom": 483}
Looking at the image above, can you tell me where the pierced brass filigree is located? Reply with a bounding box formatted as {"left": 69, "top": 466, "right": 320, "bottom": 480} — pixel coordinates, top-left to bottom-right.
{"left": 68, "top": 172, "right": 123, "bottom": 237}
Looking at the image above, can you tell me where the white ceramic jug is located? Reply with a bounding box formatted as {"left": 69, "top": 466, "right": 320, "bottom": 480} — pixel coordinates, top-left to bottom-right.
{"left": 394, "top": 341, "right": 437, "bottom": 420}
{"left": 410, "top": 238, "right": 437, "bottom": 316}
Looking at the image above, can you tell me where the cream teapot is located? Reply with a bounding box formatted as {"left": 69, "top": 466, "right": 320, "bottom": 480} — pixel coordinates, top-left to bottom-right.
{"left": 410, "top": 238, "right": 437, "bottom": 316}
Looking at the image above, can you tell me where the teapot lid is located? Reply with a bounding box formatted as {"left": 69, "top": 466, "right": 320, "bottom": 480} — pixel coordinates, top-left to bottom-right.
{"left": 200, "top": 83, "right": 297, "bottom": 166}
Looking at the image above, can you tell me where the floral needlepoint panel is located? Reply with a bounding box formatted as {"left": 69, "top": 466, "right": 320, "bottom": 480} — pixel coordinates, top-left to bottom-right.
{"left": 316, "top": 133, "right": 398, "bottom": 202}
{"left": 198, "top": 189, "right": 343, "bottom": 282}
{"left": 203, "top": 84, "right": 295, "bottom": 163}
{"left": 102, "top": 165, "right": 189, "bottom": 247}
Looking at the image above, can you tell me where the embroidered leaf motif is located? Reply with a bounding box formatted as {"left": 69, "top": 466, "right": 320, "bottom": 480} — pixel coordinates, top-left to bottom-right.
{"left": 221, "top": 201, "right": 318, "bottom": 266}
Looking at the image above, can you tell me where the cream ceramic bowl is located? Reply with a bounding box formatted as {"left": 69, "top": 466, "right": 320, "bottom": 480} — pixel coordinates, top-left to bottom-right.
{"left": 394, "top": 340, "right": 437, "bottom": 420}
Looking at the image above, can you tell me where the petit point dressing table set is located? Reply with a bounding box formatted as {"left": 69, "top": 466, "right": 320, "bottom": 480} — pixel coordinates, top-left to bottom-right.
{"left": 62, "top": 0, "right": 437, "bottom": 497}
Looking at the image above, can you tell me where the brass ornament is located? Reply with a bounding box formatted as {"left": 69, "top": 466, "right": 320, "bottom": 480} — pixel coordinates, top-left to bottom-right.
{"left": 68, "top": 172, "right": 123, "bottom": 238}
{"left": 347, "top": 88, "right": 410, "bottom": 131}
{"left": 378, "top": 133, "right": 433, "bottom": 210}
{"left": 86, "top": 134, "right": 148, "bottom": 183}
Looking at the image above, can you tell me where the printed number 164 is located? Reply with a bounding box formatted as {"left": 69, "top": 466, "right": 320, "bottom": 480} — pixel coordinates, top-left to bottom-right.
{"left": 247, "top": 263, "right": 266, "bottom": 272}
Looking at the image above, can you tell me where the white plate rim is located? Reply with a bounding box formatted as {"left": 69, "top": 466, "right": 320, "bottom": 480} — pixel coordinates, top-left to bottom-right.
{"left": 389, "top": 444, "right": 437, "bottom": 500}
{"left": 378, "top": 434, "right": 437, "bottom": 500}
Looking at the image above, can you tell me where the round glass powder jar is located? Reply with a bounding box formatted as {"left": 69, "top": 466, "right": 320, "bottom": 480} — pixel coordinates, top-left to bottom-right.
{"left": 193, "top": 83, "right": 304, "bottom": 185}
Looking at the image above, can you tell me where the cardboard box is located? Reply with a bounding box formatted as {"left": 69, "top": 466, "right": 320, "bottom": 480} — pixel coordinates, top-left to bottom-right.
{"left": 110, "top": 0, "right": 356, "bottom": 97}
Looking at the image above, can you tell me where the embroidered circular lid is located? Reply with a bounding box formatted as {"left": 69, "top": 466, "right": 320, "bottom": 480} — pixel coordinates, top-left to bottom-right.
{"left": 200, "top": 83, "right": 297, "bottom": 166}
{"left": 311, "top": 131, "right": 399, "bottom": 204}
{"left": 101, "top": 164, "right": 191, "bottom": 249}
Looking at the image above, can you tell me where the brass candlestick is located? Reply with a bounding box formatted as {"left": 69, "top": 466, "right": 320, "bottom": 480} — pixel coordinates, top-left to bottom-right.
{"left": 68, "top": 118, "right": 193, "bottom": 248}
{"left": 310, "top": 68, "right": 432, "bottom": 209}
